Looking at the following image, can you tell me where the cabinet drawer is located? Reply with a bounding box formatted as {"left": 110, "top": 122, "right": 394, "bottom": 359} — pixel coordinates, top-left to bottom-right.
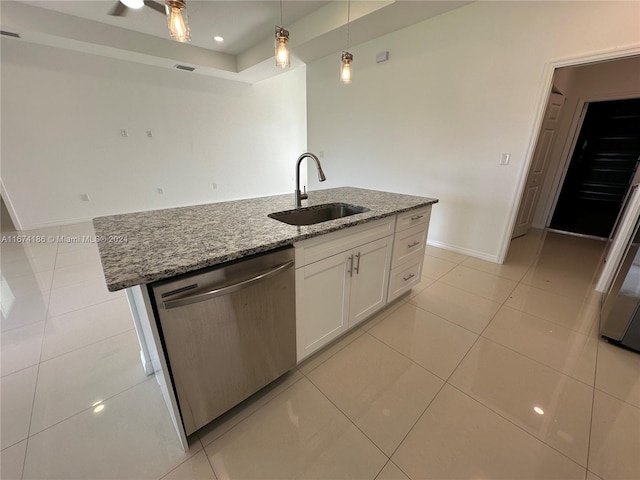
{"left": 295, "top": 217, "right": 395, "bottom": 267}
{"left": 392, "top": 223, "right": 428, "bottom": 266}
{"left": 395, "top": 206, "right": 431, "bottom": 232}
{"left": 388, "top": 259, "right": 423, "bottom": 302}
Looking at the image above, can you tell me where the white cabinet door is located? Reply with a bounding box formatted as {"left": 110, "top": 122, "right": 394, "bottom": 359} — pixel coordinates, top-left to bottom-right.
{"left": 349, "top": 236, "right": 393, "bottom": 327}
{"left": 296, "top": 251, "right": 351, "bottom": 362}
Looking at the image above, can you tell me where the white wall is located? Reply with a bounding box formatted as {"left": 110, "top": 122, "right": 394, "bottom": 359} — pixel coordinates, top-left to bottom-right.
{"left": 1, "top": 40, "right": 307, "bottom": 229}
{"left": 306, "top": 1, "right": 640, "bottom": 261}
{"left": 533, "top": 56, "right": 640, "bottom": 228}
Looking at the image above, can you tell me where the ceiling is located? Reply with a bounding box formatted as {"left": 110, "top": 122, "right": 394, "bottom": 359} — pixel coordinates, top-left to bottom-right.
{"left": 1, "top": 0, "right": 473, "bottom": 83}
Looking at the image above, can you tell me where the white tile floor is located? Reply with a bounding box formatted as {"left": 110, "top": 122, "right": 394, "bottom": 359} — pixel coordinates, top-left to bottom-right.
{"left": 1, "top": 224, "right": 639, "bottom": 479}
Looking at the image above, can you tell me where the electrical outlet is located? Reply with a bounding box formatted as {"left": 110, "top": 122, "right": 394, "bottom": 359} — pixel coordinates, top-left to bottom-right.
{"left": 157, "top": 187, "right": 164, "bottom": 195}
{"left": 212, "top": 183, "right": 218, "bottom": 190}
{"left": 500, "top": 153, "right": 511, "bottom": 165}
{"left": 120, "top": 129, "right": 128, "bottom": 137}
{"left": 80, "top": 193, "right": 90, "bottom": 202}
{"left": 147, "top": 130, "right": 153, "bottom": 138}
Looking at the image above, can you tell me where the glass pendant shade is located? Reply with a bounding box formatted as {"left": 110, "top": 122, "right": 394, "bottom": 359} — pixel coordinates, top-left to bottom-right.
{"left": 275, "top": 27, "right": 290, "bottom": 68}
{"left": 166, "top": 0, "right": 191, "bottom": 43}
{"left": 340, "top": 52, "right": 353, "bottom": 84}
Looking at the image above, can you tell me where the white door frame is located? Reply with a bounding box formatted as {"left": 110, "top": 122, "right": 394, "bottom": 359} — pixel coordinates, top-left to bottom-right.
{"left": 0, "top": 178, "right": 22, "bottom": 231}
{"left": 542, "top": 91, "right": 640, "bottom": 229}
{"left": 497, "top": 45, "right": 640, "bottom": 264}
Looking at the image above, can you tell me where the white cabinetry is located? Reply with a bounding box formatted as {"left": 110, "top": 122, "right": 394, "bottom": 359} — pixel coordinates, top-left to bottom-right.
{"left": 387, "top": 206, "right": 431, "bottom": 302}
{"left": 294, "top": 207, "right": 432, "bottom": 362}
{"left": 295, "top": 218, "right": 394, "bottom": 361}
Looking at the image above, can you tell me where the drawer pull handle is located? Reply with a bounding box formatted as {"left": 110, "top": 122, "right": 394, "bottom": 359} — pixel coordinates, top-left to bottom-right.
{"left": 408, "top": 241, "right": 421, "bottom": 248}
{"left": 354, "top": 252, "right": 361, "bottom": 274}
{"left": 347, "top": 254, "right": 354, "bottom": 277}
{"left": 403, "top": 273, "right": 416, "bottom": 282}
{"left": 410, "top": 214, "right": 424, "bottom": 221}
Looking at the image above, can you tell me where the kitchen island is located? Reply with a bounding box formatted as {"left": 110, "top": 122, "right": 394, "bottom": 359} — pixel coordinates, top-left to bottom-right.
{"left": 93, "top": 186, "right": 438, "bottom": 450}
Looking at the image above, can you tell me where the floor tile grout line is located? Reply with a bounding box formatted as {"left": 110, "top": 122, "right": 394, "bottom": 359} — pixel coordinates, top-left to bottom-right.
{"left": 456, "top": 260, "right": 531, "bottom": 283}
{"left": 317, "top": 323, "right": 485, "bottom": 464}
{"left": 445, "top": 382, "right": 590, "bottom": 471}
{"left": 20, "top": 225, "right": 61, "bottom": 480}
{"left": 592, "top": 383, "right": 640, "bottom": 411}
{"left": 425, "top": 250, "right": 468, "bottom": 265}
{"left": 516, "top": 278, "right": 603, "bottom": 304}
{"left": 385, "top": 380, "right": 448, "bottom": 462}
{"left": 436, "top": 262, "right": 522, "bottom": 305}
{"left": 45, "top": 294, "right": 127, "bottom": 321}
{"left": 0, "top": 316, "right": 48, "bottom": 335}
{"left": 297, "top": 329, "right": 365, "bottom": 376}
{"left": 198, "top": 372, "right": 305, "bottom": 452}
{"left": 155, "top": 436, "right": 210, "bottom": 480}
{"left": 360, "top": 327, "right": 453, "bottom": 384}
{"left": 24, "top": 375, "right": 153, "bottom": 441}
{"left": 44, "top": 294, "right": 126, "bottom": 320}
{"left": 501, "top": 300, "right": 599, "bottom": 337}
{"left": 444, "top": 260, "right": 528, "bottom": 284}
{"left": 476, "top": 335, "right": 599, "bottom": 390}
{"left": 39, "top": 326, "right": 137, "bottom": 364}
{"left": 301, "top": 371, "right": 391, "bottom": 464}
{"left": 584, "top": 336, "right": 602, "bottom": 479}
{"left": 380, "top": 459, "right": 414, "bottom": 480}
{"left": 406, "top": 292, "right": 495, "bottom": 337}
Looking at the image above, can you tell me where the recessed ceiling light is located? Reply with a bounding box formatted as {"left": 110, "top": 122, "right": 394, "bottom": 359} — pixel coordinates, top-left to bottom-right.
{"left": 121, "top": 0, "right": 144, "bottom": 9}
{"left": 213, "top": 36, "right": 224, "bottom": 42}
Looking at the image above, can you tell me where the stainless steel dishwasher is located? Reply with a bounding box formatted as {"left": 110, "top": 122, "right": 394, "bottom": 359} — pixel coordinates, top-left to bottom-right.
{"left": 150, "top": 247, "right": 296, "bottom": 436}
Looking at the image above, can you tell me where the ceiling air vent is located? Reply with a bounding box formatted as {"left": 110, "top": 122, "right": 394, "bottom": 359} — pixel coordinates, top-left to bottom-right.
{"left": 174, "top": 64, "right": 195, "bottom": 72}
{"left": 0, "top": 30, "right": 21, "bottom": 39}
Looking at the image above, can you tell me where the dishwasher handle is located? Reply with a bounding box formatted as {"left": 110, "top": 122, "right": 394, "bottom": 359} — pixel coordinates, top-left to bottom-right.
{"left": 162, "top": 260, "right": 294, "bottom": 310}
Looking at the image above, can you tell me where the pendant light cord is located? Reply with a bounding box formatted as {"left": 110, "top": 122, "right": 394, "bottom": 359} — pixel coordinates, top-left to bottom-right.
{"left": 346, "top": 0, "right": 350, "bottom": 50}
{"left": 280, "top": 0, "right": 283, "bottom": 26}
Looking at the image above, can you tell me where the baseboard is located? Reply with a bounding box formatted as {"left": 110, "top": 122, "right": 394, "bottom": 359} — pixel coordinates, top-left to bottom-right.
{"left": 427, "top": 239, "right": 499, "bottom": 263}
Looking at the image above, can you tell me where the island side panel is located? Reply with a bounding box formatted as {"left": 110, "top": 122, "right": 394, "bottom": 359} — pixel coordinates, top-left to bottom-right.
{"left": 125, "top": 288, "right": 154, "bottom": 376}
{"left": 126, "top": 285, "right": 189, "bottom": 452}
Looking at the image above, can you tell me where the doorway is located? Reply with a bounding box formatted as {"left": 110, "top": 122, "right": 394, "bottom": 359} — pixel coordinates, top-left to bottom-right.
{"left": 549, "top": 98, "right": 640, "bottom": 238}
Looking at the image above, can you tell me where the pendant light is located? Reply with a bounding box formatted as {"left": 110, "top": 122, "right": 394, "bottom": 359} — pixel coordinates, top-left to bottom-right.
{"left": 340, "top": 0, "right": 353, "bottom": 84}
{"left": 275, "top": 0, "right": 290, "bottom": 68}
{"left": 165, "top": 0, "right": 191, "bottom": 43}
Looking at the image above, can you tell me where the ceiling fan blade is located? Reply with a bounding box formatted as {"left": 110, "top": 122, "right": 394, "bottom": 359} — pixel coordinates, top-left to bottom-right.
{"left": 108, "top": 2, "right": 128, "bottom": 16}
{"left": 145, "top": 1, "right": 166, "bottom": 15}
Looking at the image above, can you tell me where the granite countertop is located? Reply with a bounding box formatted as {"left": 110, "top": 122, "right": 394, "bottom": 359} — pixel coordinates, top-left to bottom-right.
{"left": 93, "top": 187, "right": 438, "bottom": 291}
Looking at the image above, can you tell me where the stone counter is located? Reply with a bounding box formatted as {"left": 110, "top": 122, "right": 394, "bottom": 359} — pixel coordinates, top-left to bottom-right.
{"left": 93, "top": 187, "right": 438, "bottom": 291}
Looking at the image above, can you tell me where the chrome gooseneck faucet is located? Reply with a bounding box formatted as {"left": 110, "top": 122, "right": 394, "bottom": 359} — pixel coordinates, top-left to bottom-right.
{"left": 295, "top": 152, "right": 326, "bottom": 208}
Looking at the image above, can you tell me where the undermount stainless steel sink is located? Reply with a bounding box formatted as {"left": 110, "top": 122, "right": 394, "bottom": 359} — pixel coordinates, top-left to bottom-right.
{"left": 269, "top": 203, "right": 370, "bottom": 226}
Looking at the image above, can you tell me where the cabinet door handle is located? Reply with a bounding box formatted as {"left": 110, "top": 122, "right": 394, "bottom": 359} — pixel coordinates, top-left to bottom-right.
{"left": 410, "top": 214, "right": 424, "bottom": 221}
{"left": 347, "top": 254, "right": 354, "bottom": 277}
{"left": 354, "top": 252, "right": 361, "bottom": 274}
{"left": 403, "top": 273, "right": 416, "bottom": 281}
{"left": 408, "top": 241, "right": 421, "bottom": 248}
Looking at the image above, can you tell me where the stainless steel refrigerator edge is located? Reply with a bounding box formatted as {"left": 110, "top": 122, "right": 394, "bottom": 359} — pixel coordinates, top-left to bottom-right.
{"left": 150, "top": 247, "right": 296, "bottom": 435}
{"left": 601, "top": 211, "right": 640, "bottom": 353}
